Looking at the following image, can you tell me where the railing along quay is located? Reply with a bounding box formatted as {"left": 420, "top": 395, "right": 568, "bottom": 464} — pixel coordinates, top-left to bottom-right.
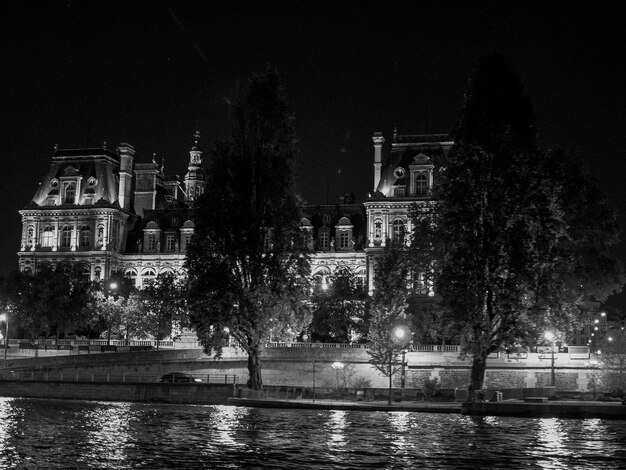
{"left": 0, "top": 370, "right": 237, "bottom": 384}
{"left": 1, "top": 338, "right": 175, "bottom": 350}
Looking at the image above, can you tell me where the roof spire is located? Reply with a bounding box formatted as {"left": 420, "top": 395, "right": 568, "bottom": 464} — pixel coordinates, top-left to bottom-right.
{"left": 192, "top": 130, "right": 201, "bottom": 150}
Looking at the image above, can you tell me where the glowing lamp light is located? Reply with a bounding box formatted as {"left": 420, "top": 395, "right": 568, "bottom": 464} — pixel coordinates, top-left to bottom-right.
{"left": 544, "top": 331, "right": 554, "bottom": 342}
{"left": 394, "top": 327, "right": 407, "bottom": 340}
{"left": 594, "top": 319, "right": 600, "bottom": 324}
{"left": 600, "top": 312, "right": 607, "bottom": 317}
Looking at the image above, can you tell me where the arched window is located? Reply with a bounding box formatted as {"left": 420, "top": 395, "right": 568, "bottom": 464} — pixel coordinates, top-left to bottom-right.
{"left": 64, "top": 183, "right": 76, "bottom": 204}
{"left": 80, "top": 226, "right": 91, "bottom": 247}
{"left": 61, "top": 226, "right": 72, "bottom": 247}
{"left": 142, "top": 268, "right": 157, "bottom": 286}
{"left": 125, "top": 269, "right": 139, "bottom": 287}
{"left": 415, "top": 173, "right": 428, "bottom": 196}
{"left": 392, "top": 219, "right": 405, "bottom": 245}
{"left": 41, "top": 225, "right": 55, "bottom": 248}
{"left": 26, "top": 226, "right": 34, "bottom": 246}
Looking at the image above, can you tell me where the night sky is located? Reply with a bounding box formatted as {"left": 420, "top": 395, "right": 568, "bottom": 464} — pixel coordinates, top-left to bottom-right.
{"left": 2, "top": 1, "right": 625, "bottom": 308}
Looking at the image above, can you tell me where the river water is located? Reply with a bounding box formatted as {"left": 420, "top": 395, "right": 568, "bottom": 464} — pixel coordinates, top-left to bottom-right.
{"left": 1, "top": 397, "right": 626, "bottom": 469}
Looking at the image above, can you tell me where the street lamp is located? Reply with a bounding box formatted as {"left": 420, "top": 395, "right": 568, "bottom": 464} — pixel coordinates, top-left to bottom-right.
{"left": 0, "top": 313, "right": 8, "bottom": 370}
{"left": 331, "top": 361, "right": 344, "bottom": 393}
{"left": 387, "top": 325, "right": 410, "bottom": 405}
{"left": 544, "top": 331, "right": 556, "bottom": 387}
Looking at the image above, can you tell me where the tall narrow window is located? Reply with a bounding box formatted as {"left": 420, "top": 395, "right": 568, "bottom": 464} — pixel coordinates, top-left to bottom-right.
{"left": 339, "top": 232, "right": 349, "bottom": 249}
{"left": 80, "top": 226, "right": 91, "bottom": 247}
{"left": 319, "top": 231, "right": 329, "bottom": 250}
{"left": 26, "top": 226, "right": 34, "bottom": 246}
{"left": 166, "top": 234, "right": 175, "bottom": 251}
{"left": 64, "top": 183, "right": 76, "bottom": 204}
{"left": 415, "top": 174, "right": 428, "bottom": 196}
{"left": 392, "top": 220, "right": 405, "bottom": 245}
{"left": 61, "top": 226, "right": 72, "bottom": 247}
{"left": 147, "top": 234, "right": 157, "bottom": 252}
{"left": 41, "top": 226, "right": 54, "bottom": 248}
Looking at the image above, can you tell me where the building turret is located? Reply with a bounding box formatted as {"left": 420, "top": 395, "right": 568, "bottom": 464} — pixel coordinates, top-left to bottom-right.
{"left": 118, "top": 143, "right": 135, "bottom": 210}
{"left": 184, "top": 130, "right": 207, "bottom": 202}
{"left": 372, "top": 132, "right": 385, "bottom": 191}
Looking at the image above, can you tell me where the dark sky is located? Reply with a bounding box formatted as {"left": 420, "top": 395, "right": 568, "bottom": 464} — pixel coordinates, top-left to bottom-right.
{"left": 2, "top": 1, "right": 625, "bottom": 307}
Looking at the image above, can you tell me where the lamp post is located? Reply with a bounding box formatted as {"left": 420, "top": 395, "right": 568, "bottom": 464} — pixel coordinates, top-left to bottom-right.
{"left": 331, "top": 361, "right": 344, "bottom": 393}
{"left": 400, "top": 349, "right": 407, "bottom": 389}
{"left": 387, "top": 325, "right": 410, "bottom": 405}
{"left": 104, "top": 280, "right": 118, "bottom": 346}
{"left": 0, "top": 313, "right": 8, "bottom": 371}
{"left": 544, "top": 331, "right": 556, "bottom": 387}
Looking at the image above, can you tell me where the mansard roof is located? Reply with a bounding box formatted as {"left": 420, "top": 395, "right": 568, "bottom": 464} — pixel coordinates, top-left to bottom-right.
{"left": 375, "top": 133, "right": 453, "bottom": 195}
{"left": 303, "top": 203, "right": 366, "bottom": 250}
{"left": 30, "top": 147, "right": 121, "bottom": 207}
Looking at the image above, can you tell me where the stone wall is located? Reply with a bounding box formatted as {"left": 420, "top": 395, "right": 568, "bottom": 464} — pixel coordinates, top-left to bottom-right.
{"left": 4, "top": 347, "right": 607, "bottom": 393}
{"left": 0, "top": 380, "right": 234, "bottom": 404}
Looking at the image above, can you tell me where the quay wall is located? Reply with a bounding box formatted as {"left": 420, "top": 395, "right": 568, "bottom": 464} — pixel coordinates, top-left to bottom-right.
{"left": 3, "top": 347, "right": 605, "bottom": 393}
{"left": 0, "top": 380, "right": 234, "bottom": 405}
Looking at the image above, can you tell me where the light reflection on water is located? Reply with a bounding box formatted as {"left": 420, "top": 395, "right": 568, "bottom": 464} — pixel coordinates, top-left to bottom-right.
{"left": 1, "top": 397, "right": 626, "bottom": 469}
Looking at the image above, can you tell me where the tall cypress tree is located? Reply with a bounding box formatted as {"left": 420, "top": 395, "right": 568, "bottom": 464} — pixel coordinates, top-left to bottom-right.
{"left": 416, "top": 55, "right": 560, "bottom": 400}
{"left": 413, "top": 54, "right": 622, "bottom": 401}
{"left": 186, "top": 69, "right": 310, "bottom": 390}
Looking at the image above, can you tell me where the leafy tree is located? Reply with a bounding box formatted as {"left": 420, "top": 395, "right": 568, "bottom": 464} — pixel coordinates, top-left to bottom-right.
{"left": 0, "top": 263, "right": 92, "bottom": 339}
{"left": 600, "top": 326, "right": 626, "bottom": 395}
{"left": 139, "top": 272, "right": 188, "bottom": 348}
{"left": 367, "top": 245, "right": 411, "bottom": 404}
{"left": 411, "top": 54, "right": 623, "bottom": 402}
{"left": 309, "top": 266, "right": 368, "bottom": 342}
{"left": 88, "top": 276, "right": 137, "bottom": 343}
{"left": 186, "top": 69, "right": 311, "bottom": 390}
{"left": 532, "top": 149, "right": 624, "bottom": 336}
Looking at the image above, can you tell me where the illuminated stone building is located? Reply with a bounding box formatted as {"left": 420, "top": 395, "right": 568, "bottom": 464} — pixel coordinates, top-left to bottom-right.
{"left": 17, "top": 130, "right": 449, "bottom": 292}
{"left": 18, "top": 133, "right": 206, "bottom": 287}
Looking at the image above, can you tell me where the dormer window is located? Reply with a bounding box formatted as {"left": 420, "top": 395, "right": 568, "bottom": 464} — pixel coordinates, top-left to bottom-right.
{"left": 415, "top": 173, "right": 428, "bottom": 196}
{"left": 339, "top": 232, "right": 349, "bottom": 249}
{"left": 318, "top": 226, "right": 331, "bottom": 251}
{"left": 409, "top": 154, "right": 434, "bottom": 197}
{"left": 64, "top": 182, "right": 76, "bottom": 204}
{"left": 335, "top": 216, "right": 354, "bottom": 251}
{"left": 393, "top": 186, "right": 406, "bottom": 197}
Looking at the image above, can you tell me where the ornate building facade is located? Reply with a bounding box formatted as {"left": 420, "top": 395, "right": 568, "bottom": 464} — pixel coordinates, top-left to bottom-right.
{"left": 18, "top": 131, "right": 450, "bottom": 291}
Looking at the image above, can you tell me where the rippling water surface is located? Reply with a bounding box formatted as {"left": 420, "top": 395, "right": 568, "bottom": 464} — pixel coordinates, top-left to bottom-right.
{"left": 1, "top": 397, "right": 626, "bottom": 469}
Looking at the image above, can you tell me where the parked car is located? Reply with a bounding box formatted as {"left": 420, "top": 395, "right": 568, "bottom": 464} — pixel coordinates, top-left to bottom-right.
{"left": 159, "top": 372, "right": 202, "bottom": 383}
